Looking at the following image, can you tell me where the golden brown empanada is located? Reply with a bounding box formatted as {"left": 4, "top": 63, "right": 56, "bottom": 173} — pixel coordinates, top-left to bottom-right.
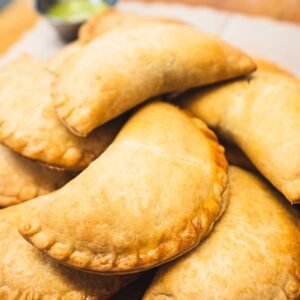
{"left": 79, "top": 9, "right": 183, "bottom": 44}
{"left": 179, "top": 71, "right": 300, "bottom": 204}
{"left": 0, "top": 144, "right": 72, "bottom": 207}
{"left": 0, "top": 197, "right": 136, "bottom": 299}
{"left": 144, "top": 167, "right": 300, "bottom": 300}
{"left": 19, "top": 101, "right": 228, "bottom": 274}
{"left": 53, "top": 22, "right": 255, "bottom": 136}
{"left": 0, "top": 55, "right": 122, "bottom": 170}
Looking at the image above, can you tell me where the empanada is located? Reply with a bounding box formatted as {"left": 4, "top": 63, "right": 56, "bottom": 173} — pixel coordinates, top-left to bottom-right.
{"left": 0, "top": 144, "right": 72, "bottom": 207}
{"left": 53, "top": 22, "right": 255, "bottom": 136}
{"left": 79, "top": 9, "right": 182, "bottom": 44}
{"left": 179, "top": 71, "right": 300, "bottom": 203}
{"left": 144, "top": 167, "right": 300, "bottom": 300}
{"left": 0, "top": 55, "right": 122, "bottom": 170}
{"left": 0, "top": 197, "right": 136, "bottom": 299}
{"left": 19, "top": 101, "right": 228, "bottom": 274}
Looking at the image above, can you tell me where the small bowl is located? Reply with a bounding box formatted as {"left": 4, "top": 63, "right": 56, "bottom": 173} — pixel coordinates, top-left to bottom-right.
{"left": 35, "top": 0, "right": 118, "bottom": 42}
{"left": 0, "top": 0, "right": 11, "bottom": 10}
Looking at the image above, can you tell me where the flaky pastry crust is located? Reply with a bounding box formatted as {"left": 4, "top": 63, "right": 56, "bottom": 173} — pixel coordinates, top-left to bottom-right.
{"left": 53, "top": 22, "right": 255, "bottom": 136}
{"left": 19, "top": 101, "right": 228, "bottom": 274}
{"left": 0, "top": 197, "right": 136, "bottom": 299}
{"left": 0, "top": 55, "right": 122, "bottom": 170}
{"left": 180, "top": 71, "right": 300, "bottom": 204}
{"left": 0, "top": 144, "right": 72, "bottom": 207}
{"left": 144, "top": 167, "right": 300, "bottom": 300}
{"left": 79, "top": 9, "right": 183, "bottom": 44}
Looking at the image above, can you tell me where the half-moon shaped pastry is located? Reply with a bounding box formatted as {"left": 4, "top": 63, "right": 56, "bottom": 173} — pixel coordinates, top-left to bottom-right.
{"left": 53, "top": 22, "right": 255, "bottom": 136}
{"left": 0, "top": 144, "right": 72, "bottom": 207}
{"left": 179, "top": 71, "right": 300, "bottom": 204}
{"left": 0, "top": 55, "right": 122, "bottom": 170}
{"left": 144, "top": 167, "right": 300, "bottom": 300}
{"left": 19, "top": 101, "right": 228, "bottom": 274}
{"left": 79, "top": 9, "right": 182, "bottom": 44}
{"left": 0, "top": 197, "right": 136, "bottom": 299}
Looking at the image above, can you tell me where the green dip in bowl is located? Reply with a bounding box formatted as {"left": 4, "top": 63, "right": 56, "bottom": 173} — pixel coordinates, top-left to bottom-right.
{"left": 35, "top": 0, "right": 117, "bottom": 41}
{"left": 47, "top": 0, "right": 109, "bottom": 22}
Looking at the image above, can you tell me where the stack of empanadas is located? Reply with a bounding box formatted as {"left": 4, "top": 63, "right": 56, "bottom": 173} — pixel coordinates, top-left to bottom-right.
{"left": 0, "top": 9, "right": 298, "bottom": 299}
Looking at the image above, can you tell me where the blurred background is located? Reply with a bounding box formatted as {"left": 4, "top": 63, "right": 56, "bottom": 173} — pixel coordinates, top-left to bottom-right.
{"left": 143, "top": 0, "right": 300, "bottom": 22}
{"left": 2, "top": 0, "right": 300, "bottom": 20}
{"left": 0, "top": 0, "right": 300, "bottom": 56}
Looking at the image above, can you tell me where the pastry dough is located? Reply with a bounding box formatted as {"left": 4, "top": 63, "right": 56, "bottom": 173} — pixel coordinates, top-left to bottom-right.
{"left": 53, "top": 22, "right": 256, "bottom": 136}
{"left": 0, "top": 197, "right": 136, "bottom": 299}
{"left": 0, "top": 55, "right": 122, "bottom": 170}
{"left": 79, "top": 9, "right": 182, "bottom": 44}
{"left": 144, "top": 167, "right": 300, "bottom": 300}
{"left": 19, "top": 101, "right": 228, "bottom": 274}
{"left": 0, "top": 144, "right": 72, "bottom": 207}
{"left": 180, "top": 71, "right": 300, "bottom": 204}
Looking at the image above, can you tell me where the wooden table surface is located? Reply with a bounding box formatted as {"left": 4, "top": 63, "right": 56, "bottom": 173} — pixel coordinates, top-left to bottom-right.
{"left": 0, "top": 0, "right": 300, "bottom": 56}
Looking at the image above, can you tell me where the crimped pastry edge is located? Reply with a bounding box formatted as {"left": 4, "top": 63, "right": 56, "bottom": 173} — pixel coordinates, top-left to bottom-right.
{"left": 19, "top": 115, "right": 228, "bottom": 274}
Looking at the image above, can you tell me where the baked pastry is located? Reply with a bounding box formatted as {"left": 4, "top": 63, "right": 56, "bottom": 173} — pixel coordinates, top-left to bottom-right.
{"left": 0, "top": 55, "right": 122, "bottom": 170}
{"left": 79, "top": 9, "right": 182, "bottom": 44}
{"left": 144, "top": 167, "right": 300, "bottom": 300}
{"left": 179, "top": 71, "right": 300, "bottom": 204}
{"left": 0, "top": 144, "right": 72, "bottom": 207}
{"left": 53, "top": 22, "right": 256, "bottom": 136}
{"left": 19, "top": 101, "right": 228, "bottom": 274}
{"left": 0, "top": 197, "right": 136, "bottom": 299}
{"left": 57, "top": 9, "right": 177, "bottom": 67}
